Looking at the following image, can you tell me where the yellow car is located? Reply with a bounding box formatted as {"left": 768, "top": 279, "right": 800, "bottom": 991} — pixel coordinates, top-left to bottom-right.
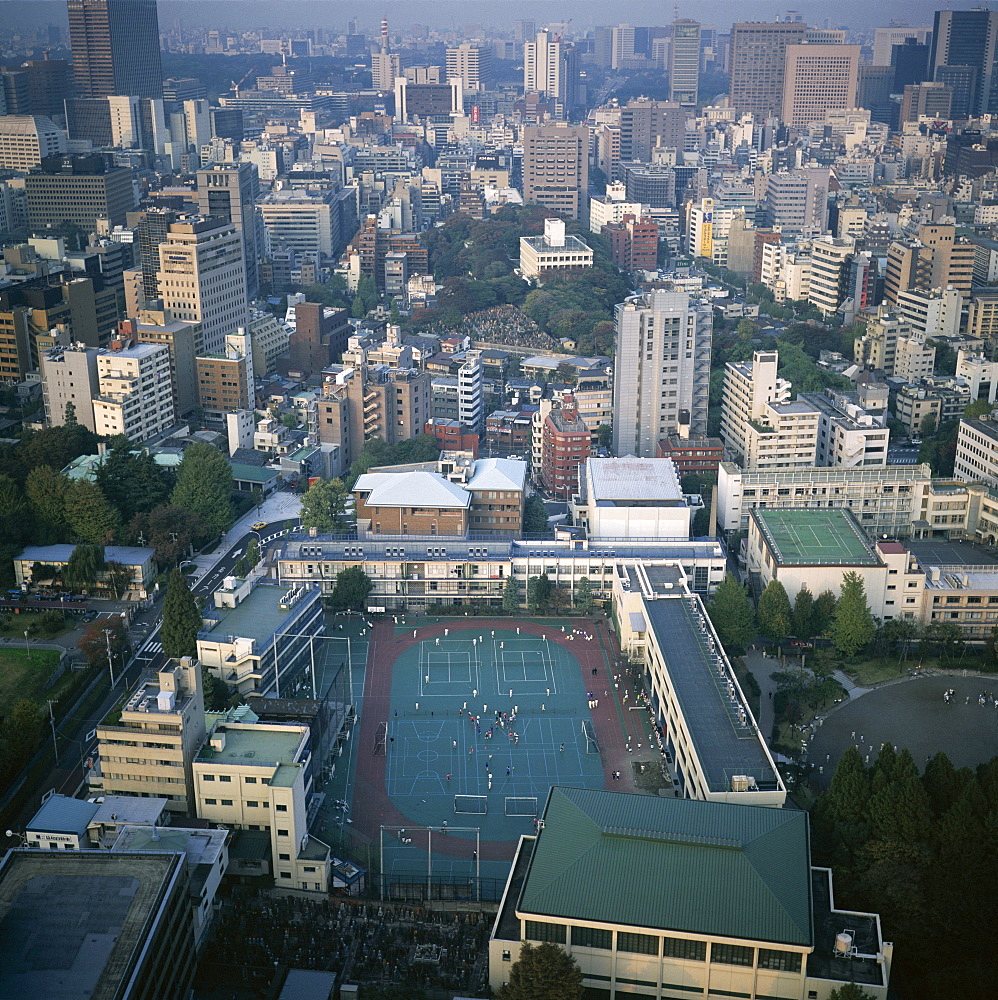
{"left": 251, "top": 521, "right": 267, "bottom": 532}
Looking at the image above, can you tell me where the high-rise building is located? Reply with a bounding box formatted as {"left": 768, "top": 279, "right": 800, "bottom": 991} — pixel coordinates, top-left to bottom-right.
{"left": 781, "top": 44, "right": 860, "bottom": 127}
{"left": 730, "top": 21, "right": 807, "bottom": 119}
{"left": 522, "top": 123, "right": 588, "bottom": 220}
{"left": 884, "top": 223, "right": 976, "bottom": 304}
{"left": 125, "top": 305, "right": 201, "bottom": 417}
{"left": 446, "top": 43, "right": 493, "bottom": 91}
{"left": 457, "top": 350, "right": 484, "bottom": 433}
{"left": 371, "top": 17, "right": 401, "bottom": 93}
{"left": 669, "top": 20, "right": 701, "bottom": 106}
{"left": 763, "top": 168, "right": 830, "bottom": 233}
{"left": 540, "top": 397, "right": 591, "bottom": 499}
{"left": 872, "top": 25, "right": 932, "bottom": 65}
{"left": 92, "top": 338, "right": 175, "bottom": 441}
{"left": 67, "top": 0, "right": 164, "bottom": 100}
{"left": 155, "top": 217, "right": 248, "bottom": 355}
{"left": 930, "top": 9, "right": 998, "bottom": 118}
{"left": 0, "top": 115, "right": 66, "bottom": 171}
{"left": 523, "top": 28, "right": 578, "bottom": 109}
{"left": 618, "top": 99, "right": 687, "bottom": 160}
{"left": 612, "top": 289, "right": 713, "bottom": 458}
{"left": 196, "top": 162, "right": 261, "bottom": 300}
{"left": 900, "top": 81, "right": 953, "bottom": 123}
{"left": 24, "top": 152, "right": 135, "bottom": 231}
{"left": 40, "top": 343, "right": 100, "bottom": 431}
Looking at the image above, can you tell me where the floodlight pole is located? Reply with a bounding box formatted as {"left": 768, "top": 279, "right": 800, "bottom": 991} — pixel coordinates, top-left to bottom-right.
{"left": 427, "top": 828, "right": 432, "bottom": 898}
{"left": 379, "top": 826, "right": 385, "bottom": 901}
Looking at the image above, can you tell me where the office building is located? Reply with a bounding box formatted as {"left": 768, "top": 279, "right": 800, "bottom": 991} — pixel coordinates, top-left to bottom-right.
{"left": 156, "top": 217, "right": 248, "bottom": 355}
{"left": 39, "top": 342, "right": 100, "bottom": 431}
{"left": 763, "top": 169, "right": 830, "bottom": 233}
{"left": 24, "top": 152, "right": 135, "bottom": 231}
{"left": 68, "top": 0, "right": 164, "bottom": 100}
{"left": 618, "top": 100, "right": 687, "bottom": 161}
{"left": 446, "top": 43, "right": 493, "bottom": 91}
{"left": 288, "top": 300, "right": 350, "bottom": 373}
{"left": 522, "top": 124, "right": 588, "bottom": 220}
{"left": 955, "top": 416, "right": 998, "bottom": 485}
{"left": 95, "top": 657, "right": 206, "bottom": 813}
{"left": 519, "top": 217, "right": 594, "bottom": 277}
{"left": 730, "top": 22, "right": 808, "bottom": 119}
{"left": 782, "top": 44, "right": 860, "bottom": 127}
{"left": 930, "top": 9, "right": 998, "bottom": 117}
{"left": 588, "top": 181, "right": 643, "bottom": 234}
{"left": 524, "top": 28, "right": 571, "bottom": 104}
{"left": 197, "top": 578, "right": 324, "bottom": 698}
{"left": 371, "top": 17, "right": 401, "bottom": 92}
{"left": 669, "top": 20, "right": 701, "bottom": 106}
{"left": 196, "top": 330, "right": 254, "bottom": 419}
{"left": 0, "top": 849, "right": 196, "bottom": 1000}
{"left": 393, "top": 77, "right": 463, "bottom": 120}
{"left": 92, "top": 338, "right": 175, "bottom": 441}
{"left": 884, "top": 224, "right": 975, "bottom": 304}
{"left": 0, "top": 115, "right": 66, "bottom": 171}
{"left": 196, "top": 163, "right": 261, "bottom": 300}
{"left": 613, "top": 289, "right": 712, "bottom": 458}
{"left": 807, "top": 237, "right": 855, "bottom": 317}
{"left": 900, "top": 81, "right": 953, "bottom": 123}
{"left": 259, "top": 185, "right": 341, "bottom": 260}
{"left": 604, "top": 214, "right": 659, "bottom": 271}
{"left": 873, "top": 25, "right": 932, "bottom": 65}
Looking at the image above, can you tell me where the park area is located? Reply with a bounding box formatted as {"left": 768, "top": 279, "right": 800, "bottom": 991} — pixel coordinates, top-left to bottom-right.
{"left": 0, "top": 648, "right": 66, "bottom": 714}
{"left": 341, "top": 616, "right": 625, "bottom": 900}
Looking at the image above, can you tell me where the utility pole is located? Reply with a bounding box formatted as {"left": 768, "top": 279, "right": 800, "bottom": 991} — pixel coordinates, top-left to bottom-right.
{"left": 104, "top": 629, "right": 116, "bottom": 688}
{"left": 47, "top": 700, "right": 58, "bottom": 765}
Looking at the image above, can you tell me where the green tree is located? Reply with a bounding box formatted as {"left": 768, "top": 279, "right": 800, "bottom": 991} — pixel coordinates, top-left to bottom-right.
{"left": 706, "top": 575, "right": 756, "bottom": 654}
{"left": 964, "top": 397, "right": 994, "bottom": 419}
{"left": 792, "top": 585, "right": 816, "bottom": 639}
{"left": 502, "top": 575, "right": 521, "bottom": 612}
{"left": 161, "top": 568, "right": 202, "bottom": 659}
{"left": 523, "top": 494, "right": 549, "bottom": 534}
{"left": 201, "top": 667, "right": 231, "bottom": 711}
{"left": 245, "top": 537, "right": 260, "bottom": 569}
{"left": 0, "top": 699, "right": 44, "bottom": 790}
{"left": 24, "top": 465, "right": 70, "bottom": 542}
{"left": 575, "top": 576, "right": 593, "bottom": 614}
{"left": 526, "top": 576, "right": 542, "bottom": 612}
{"left": 813, "top": 589, "right": 837, "bottom": 636}
{"left": 330, "top": 565, "right": 373, "bottom": 611}
{"left": 692, "top": 506, "right": 711, "bottom": 536}
{"left": 826, "top": 985, "right": 879, "bottom": 1000}
{"left": 65, "top": 480, "right": 120, "bottom": 543}
{"left": 595, "top": 424, "right": 612, "bottom": 449}
{"left": 496, "top": 941, "right": 583, "bottom": 1000}
{"left": 300, "top": 477, "right": 350, "bottom": 531}
{"left": 757, "top": 580, "right": 793, "bottom": 643}
{"left": 170, "top": 443, "right": 234, "bottom": 539}
{"left": 104, "top": 560, "right": 133, "bottom": 599}
{"left": 830, "top": 572, "right": 877, "bottom": 656}
{"left": 128, "top": 505, "right": 200, "bottom": 568}
{"left": 63, "top": 542, "right": 105, "bottom": 592}
{"left": 95, "top": 444, "right": 172, "bottom": 522}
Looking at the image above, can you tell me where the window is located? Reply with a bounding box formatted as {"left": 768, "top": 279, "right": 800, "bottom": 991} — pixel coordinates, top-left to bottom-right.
{"left": 221, "top": 799, "right": 233, "bottom": 806}
{"left": 245, "top": 776, "right": 257, "bottom": 783}
{"left": 247, "top": 800, "right": 258, "bottom": 808}
{"left": 502, "top": 951, "right": 511, "bottom": 962}
{"left": 204, "top": 797, "right": 217, "bottom": 805}
{"left": 277, "top": 829, "right": 289, "bottom": 837}
{"left": 279, "top": 852, "right": 290, "bottom": 861}
{"left": 618, "top": 931, "right": 658, "bottom": 955}
{"left": 203, "top": 774, "right": 215, "bottom": 781}
{"left": 219, "top": 775, "right": 231, "bottom": 782}
{"left": 280, "top": 871, "right": 291, "bottom": 879}
{"left": 662, "top": 937, "right": 706, "bottom": 961}
{"left": 572, "top": 926, "right": 612, "bottom": 949}
{"left": 758, "top": 949, "right": 801, "bottom": 973}
{"left": 711, "top": 943, "right": 753, "bottom": 966}
{"left": 524, "top": 920, "right": 566, "bottom": 944}
{"left": 276, "top": 803, "right": 288, "bottom": 812}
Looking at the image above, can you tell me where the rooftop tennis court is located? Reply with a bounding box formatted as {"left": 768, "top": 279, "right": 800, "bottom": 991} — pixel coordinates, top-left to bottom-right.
{"left": 752, "top": 508, "right": 880, "bottom": 566}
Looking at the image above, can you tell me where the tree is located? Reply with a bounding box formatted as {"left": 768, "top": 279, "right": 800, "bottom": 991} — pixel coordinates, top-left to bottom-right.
{"left": 496, "top": 941, "right": 583, "bottom": 1000}
{"left": 595, "top": 424, "right": 612, "bottom": 450}
{"left": 170, "top": 443, "right": 234, "bottom": 539}
{"left": 161, "top": 568, "right": 202, "bottom": 659}
{"left": 201, "top": 668, "right": 231, "bottom": 711}
{"left": 502, "top": 575, "right": 521, "bottom": 612}
{"left": 245, "top": 537, "right": 260, "bottom": 569}
{"left": 792, "top": 586, "right": 816, "bottom": 639}
{"left": 128, "top": 505, "right": 200, "bottom": 568}
{"left": 65, "top": 480, "right": 119, "bottom": 543}
{"left": 757, "top": 580, "right": 793, "bottom": 644}
{"left": 964, "top": 398, "right": 994, "bottom": 419}
{"left": 706, "top": 575, "right": 756, "bottom": 654}
{"left": 575, "top": 576, "right": 593, "bottom": 614}
{"left": 77, "top": 616, "right": 129, "bottom": 671}
{"left": 300, "top": 477, "right": 350, "bottom": 531}
{"left": 813, "top": 589, "right": 837, "bottom": 636}
{"left": 526, "top": 576, "right": 542, "bottom": 612}
{"left": 692, "top": 506, "right": 711, "bottom": 536}
{"left": 330, "top": 565, "right": 373, "bottom": 611}
{"left": 24, "top": 465, "right": 70, "bottom": 542}
{"left": 830, "top": 571, "right": 877, "bottom": 657}
{"left": 826, "top": 984, "right": 879, "bottom": 1000}
{"left": 63, "top": 543, "right": 105, "bottom": 592}
{"left": 95, "top": 444, "right": 172, "bottom": 523}
{"left": 524, "top": 494, "right": 549, "bottom": 534}
{"left": 0, "top": 699, "right": 44, "bottom": 790}
{"left": 104, "top": 560, "right": 133, "bottom": 599}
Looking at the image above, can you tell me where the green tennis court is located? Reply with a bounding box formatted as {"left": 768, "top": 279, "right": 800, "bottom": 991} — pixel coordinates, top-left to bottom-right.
{"left": 753, "top": 508, "right": 881, "bottom": 566}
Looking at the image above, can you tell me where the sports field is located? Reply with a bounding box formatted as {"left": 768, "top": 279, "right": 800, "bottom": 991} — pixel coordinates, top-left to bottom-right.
{"left": 753, "top": 508, "right": 880, "bottom": 566}
{"left": 351, "top": 618, "right": 623, "bottom": 895}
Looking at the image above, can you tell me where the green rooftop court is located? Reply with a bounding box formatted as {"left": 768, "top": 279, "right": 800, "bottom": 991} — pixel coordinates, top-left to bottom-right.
{"left": 752, "top": 508, "right": 880, "bottom": 567}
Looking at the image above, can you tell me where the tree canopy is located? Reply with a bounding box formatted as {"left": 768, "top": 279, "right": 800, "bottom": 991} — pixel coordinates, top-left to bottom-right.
{"left": 161, "top": 568, "right": 202, "bottom": 659}
{"left": 830, "top": 571, "right": 877, "bottom": 656}
{"left": 170, "top": 443, "right": 234, "bottom": 540}
{"left": 496, "top": 942, "right": 583, "bottom": 1000}
{"left": 707, "top": 575, "right": 756, "bottom": 654}
{"left": 757, "top": 579, "right": 793, "bottom": 644}
{"left": 329, "top": 565, "right": 373, "bottom": 611}
{"left": 300, "top": 477, "right": 351, "bottom": 531}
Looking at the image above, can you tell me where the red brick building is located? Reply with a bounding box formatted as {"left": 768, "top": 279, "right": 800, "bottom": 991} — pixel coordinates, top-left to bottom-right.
{"left": 485, "top": 408, "right": 534, "bottom": 456}
{"left": 540, "top": 396, "right": 592, "bottom": 500}
{"left": 656, "top": 434, "right": 724, "bottom": 476}
{"left": 424, "top": 417, "right": 480, "bottom": 457}
{"left": 604, "top": 214, "right": 659, "bottom": 271}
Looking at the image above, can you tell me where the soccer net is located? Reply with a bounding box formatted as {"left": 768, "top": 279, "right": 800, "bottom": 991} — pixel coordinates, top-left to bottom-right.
{"left": 505, "top": 796, "right": 538, "bottom": 817}
{"left": 453, "top": 794, "right": 488, "bottom": 814}
{"left": 373, "top": 722, "right": 388, "bottom": 757}
{"left": 581, "top": 720, "right": 600, "bottom": 755}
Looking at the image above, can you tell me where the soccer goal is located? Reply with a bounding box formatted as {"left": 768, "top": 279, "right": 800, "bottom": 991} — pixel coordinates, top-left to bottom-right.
{"left": 373, "top": 722, "right": 387, "bottom": 757}
{"left": 581, "top": 720, "right": 600, "bottom": 755}
{"left": 454, "top": 794, "right": 488, "bottom": 815}
{"left": 505, "top": 796, "right": 538, "bottom": 817}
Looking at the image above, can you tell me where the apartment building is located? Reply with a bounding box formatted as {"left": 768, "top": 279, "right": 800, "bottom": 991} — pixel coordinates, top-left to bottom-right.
{"left": 127, "top": 306, "right": 202, "bottom": 418}
{"left": 894, "top": 286, "right": 963, "bottom": 340}
{"left": 522, "top": 124, "right": 588, "bottom": 221}
{"left": 39, "top": 342, "right": 100, "bottom": 431}
{"left": 613, "top": 289, "right": 713, "bottom": 458}
{"left": 194, "top": 720, "right": 332, "bottom": 892}
{"left": 799, "top": 387, "right": 890, "bottom": 469}
{"left": 895, "top": 379, "right": 972, "bottom": 436}
{"left": 259, "top": 185, "right": 341, "bottom": 259}
{"left": 588, "top": 182, "right": 643, "bottom": 234}
{"left": 540, "top": 398, "right": 592, "bottom": 500}
{"left": 781, "top": 44, "right": 860, "bottom": 128}
{"left": 955, "top": 416, "right": 998, "bottom": 485}
{"left": 92, "top": 339, "right": 175, "bottom": 441}
{"left": 854, "top": 309, "right": 936, "bottom": 378}
{"left": 196, "top": 329, "right": 254, "bottom": 419}
{"left": 94, "top": 658, "right": 206, "bottom": 814}
{"left": 807, "top": 237, "right": 855, "bottom": 317}
{"left": 884, "top": 224, "right": 975, "bottom": 304}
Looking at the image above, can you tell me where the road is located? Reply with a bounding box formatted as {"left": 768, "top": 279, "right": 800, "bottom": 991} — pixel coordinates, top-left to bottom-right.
{"left": 2, "top": 492, "right": 303, "bottom": 840}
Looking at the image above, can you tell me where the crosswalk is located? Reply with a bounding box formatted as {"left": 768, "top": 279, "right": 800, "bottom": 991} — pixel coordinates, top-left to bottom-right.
{"left": 141, "top": 641, "right": 163, "bottom": 655}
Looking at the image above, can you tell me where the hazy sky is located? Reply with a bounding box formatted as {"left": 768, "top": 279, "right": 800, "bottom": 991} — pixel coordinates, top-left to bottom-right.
{"left": 4, "top": 0, "right": 949, "bottom": 35}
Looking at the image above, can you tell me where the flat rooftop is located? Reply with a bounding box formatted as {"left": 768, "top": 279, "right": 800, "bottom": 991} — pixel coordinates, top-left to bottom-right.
{"left": 906, "top": 539, "right": 998, "bottom": 569}
{"left": 0, "top": 850, "right": 185, "bottom": 1000}
{"left": 752, "top": 508, "right": 881, "bottom": 567}
{"left": 196, "top": 723, "right": 307, "bottom": 767}
{"left": 202, "top": 583, "right": 318, "bottom": 642}
{"left": 644, "top": 598, "right": 781, "bottom": 794}
{"left": 587, "top": 457, "right": 683, "bottom": 502}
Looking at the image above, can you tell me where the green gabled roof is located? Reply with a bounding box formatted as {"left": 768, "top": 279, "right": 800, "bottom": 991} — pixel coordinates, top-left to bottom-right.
{"left": 518, "top": 787, "right": 812, "bottom": 947}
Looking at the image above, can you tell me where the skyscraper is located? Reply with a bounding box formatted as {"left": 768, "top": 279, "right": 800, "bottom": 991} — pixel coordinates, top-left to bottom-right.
{"left": 730, "top": 21, "right": 807, "bottom": 119}
{"left": 781, "top": 43, "right": 860, "bottom": 127}
{"left": 523, "top": 28, "right": 578, "bottom": 110}
{"left": 612, "top": 289, "right": 713, "bottom": 458}
{"left": 196, "top": 163, "right": 262, "bottom": 300}
{"left": 522, "top": 124, "right": 588, "bottom": 220}
{"left": 67, "top": 0, "right": 164, "bottom": 100}
{"left": 930, "top": 9, "right": 998, "bottom": 117}
{"left": 669, "top": 20, "right": 701, "bottom": 106}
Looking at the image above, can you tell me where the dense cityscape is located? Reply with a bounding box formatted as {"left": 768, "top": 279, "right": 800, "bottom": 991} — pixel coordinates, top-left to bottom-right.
{"left": 0, "top": 1, "right": 996, "bottom": 998}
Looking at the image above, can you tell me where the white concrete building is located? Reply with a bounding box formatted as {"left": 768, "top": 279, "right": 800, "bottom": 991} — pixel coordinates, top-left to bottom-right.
{"left": 954, "top": 416, "right": 998, "bottom": 486}
{"left": 40, "top": 343, "right": 100, "bottom": 432}
{"left": 799, "top": 387, "right": 890, "bottom": 468}
{"left": 259, "top": 185, "right": 340, "bottom": 259}
{"left": 0, "top": 115, "right": 65, "bottom": 171}
{"left": 519, "top": 218, "right": 594, "bottom": 279}
{"left": 588, "top": 181, "right": 643, "bottom": 234}
{"left": 92, "top": 339, "right": 175, "bottom": 441}
{"left": 612, "top": 289, "right": 713, "bottom": 457}
{"left": 956, "top": 349, "right": 998, "bottom": 405}
{"left": 894, "top": 286, "right": 963, "bottom": 340}
{"left": 688, "top": 197, "right": 736, "bottom": 266}
{"left": 457, "top": 350, "right": 484, "bottom": 433}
